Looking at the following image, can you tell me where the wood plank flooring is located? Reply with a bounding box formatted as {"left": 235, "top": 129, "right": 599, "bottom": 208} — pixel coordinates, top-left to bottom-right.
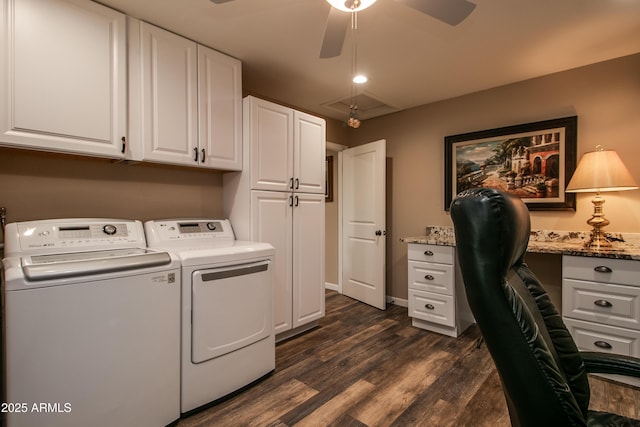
{"left": 177, "top": 291, "right": 640, "bottom": 426}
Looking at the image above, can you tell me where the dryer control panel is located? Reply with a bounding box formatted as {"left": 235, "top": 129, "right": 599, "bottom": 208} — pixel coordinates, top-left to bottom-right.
{"left": 145, "top": 219, "right": 235, "bottom": 244}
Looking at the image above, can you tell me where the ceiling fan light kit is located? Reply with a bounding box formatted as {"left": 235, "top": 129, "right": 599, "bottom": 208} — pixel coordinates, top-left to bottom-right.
{"left": 326, "top": 0, "right": 377, "bottom": 13}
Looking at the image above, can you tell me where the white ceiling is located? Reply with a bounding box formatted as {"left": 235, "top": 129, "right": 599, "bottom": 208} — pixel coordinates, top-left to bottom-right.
{"left": 98, "top": 0, "right": 640, "bottom": 122}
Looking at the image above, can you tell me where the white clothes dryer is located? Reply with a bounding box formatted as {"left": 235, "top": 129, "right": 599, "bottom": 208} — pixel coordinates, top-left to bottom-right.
{"left": 2, "top": 219, "right": 180, "bottom": 427}
{"left": 144, "top": 219, "right": 275, "bottom": 414}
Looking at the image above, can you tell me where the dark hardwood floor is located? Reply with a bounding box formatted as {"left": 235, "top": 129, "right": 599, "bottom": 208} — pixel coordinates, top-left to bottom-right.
{"left": 178, "top": 291, "right": 640, "bottom": 426}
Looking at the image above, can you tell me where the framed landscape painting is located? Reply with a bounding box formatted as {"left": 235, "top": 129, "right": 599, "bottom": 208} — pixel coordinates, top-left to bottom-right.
{"left": 444, "top": 116, "right": 577, "bottom": 211}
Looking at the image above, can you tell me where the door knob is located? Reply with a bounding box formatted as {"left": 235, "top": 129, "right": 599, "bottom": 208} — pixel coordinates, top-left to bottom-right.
{"left": 375, "top": 230, "right": 385, "bottom": 236}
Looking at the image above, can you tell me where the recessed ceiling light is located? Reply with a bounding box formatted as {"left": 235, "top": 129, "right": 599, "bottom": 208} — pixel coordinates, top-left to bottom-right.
{"left": 353, "top": 75, "right": 368, "bottom": 84}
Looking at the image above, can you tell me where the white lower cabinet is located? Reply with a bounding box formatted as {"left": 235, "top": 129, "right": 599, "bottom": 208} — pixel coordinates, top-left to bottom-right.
{"left": 251, "top": 190, "right": 325, "bottom": 339}
{"left": 563, "top": 255, "right": 640, "bottom": 386}
{"left": 407, "top": 243, "right": 473, "bottom": 337}
{"left": 1, "top": 0, "right": 127, "bottom": 158}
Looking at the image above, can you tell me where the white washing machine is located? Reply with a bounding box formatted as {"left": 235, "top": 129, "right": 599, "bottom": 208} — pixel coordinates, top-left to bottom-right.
{"left": 144, "top": 219, "right": 275, "bottom": 414}
{"left": 1, "top": 219, "right": 181, "bottom": 427}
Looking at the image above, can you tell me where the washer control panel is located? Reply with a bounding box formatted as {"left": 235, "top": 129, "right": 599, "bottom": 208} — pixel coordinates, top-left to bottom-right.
{"left": 145, "top": 219, "right": 235, "bottom": 244}
{"left": 4, "top": 219, "right": 145, "bottom": 257}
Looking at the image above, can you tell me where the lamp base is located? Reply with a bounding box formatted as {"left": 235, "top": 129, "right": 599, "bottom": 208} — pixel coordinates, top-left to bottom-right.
{"left": 583, "top": 194, "right": 616, "bottom": 251}
{"left": 583, "top": 228, "right": 615, "bottom": 251}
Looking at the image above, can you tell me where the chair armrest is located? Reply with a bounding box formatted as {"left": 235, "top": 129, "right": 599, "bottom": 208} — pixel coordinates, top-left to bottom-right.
{"left": 580, "top": 351, "right": 640, "bottom": 378}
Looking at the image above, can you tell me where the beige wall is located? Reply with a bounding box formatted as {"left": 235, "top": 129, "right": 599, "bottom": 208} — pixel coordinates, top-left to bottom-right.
{"left": 348, "top": 53, "right": 640, "bottom": 300}
{"left": 0, "top": 147, "right": 224, "bottom": 224}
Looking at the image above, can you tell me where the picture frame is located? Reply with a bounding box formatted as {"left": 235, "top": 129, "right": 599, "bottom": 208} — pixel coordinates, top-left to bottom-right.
{"left": 325, "top": 155, "right": 334, "bottom": 202}
{"left": 444, "top": 116, "right": 577, "bottom": 211}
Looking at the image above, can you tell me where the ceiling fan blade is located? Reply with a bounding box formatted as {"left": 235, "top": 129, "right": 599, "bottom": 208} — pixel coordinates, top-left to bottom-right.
{"left": 210, "top": 0, "right": 235, "bottom": 4}
{"left": 395, "top": 0, "right": 476, "bottom": 26}
{"left": 320, "top": 7, "right": 351, "bottom": 59}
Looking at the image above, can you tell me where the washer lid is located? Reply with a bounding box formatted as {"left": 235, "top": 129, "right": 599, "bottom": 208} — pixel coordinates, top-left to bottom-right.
{"left": 20, "top": 248, "right": 173, "bottom": 281}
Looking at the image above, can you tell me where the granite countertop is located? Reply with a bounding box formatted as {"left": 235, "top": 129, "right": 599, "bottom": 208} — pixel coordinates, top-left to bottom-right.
{"left": 402, "top": 226, "right": 640, "bottom": 260}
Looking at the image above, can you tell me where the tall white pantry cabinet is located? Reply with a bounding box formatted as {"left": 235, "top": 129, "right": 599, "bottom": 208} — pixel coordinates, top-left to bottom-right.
{"left": 224, "top": 96, "right": 326, "bottom": 339}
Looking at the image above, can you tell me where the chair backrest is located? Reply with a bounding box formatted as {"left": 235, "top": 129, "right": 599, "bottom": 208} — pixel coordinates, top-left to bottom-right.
{"left": 450, "top": 188, "right": 590, "bottom": 427}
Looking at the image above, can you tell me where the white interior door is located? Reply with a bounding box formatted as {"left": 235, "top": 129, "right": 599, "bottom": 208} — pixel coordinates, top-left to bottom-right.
{"left": 342, "top": 139, "right": 386, "bottom": 309}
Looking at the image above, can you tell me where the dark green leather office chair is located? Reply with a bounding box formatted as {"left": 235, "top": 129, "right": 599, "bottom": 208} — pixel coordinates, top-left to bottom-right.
{"left": 450, "top": 187, "right": 640, "bottom": 427}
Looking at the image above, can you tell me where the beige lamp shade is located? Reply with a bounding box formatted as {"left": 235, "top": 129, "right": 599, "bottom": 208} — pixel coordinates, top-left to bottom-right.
{"left": 566, "top": 147, "right": 638, "bottom": 193}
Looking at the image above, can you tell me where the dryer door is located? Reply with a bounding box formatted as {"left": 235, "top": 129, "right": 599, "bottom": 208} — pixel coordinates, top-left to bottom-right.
{"left": 191, "top": 260, "right": 272, "bottom": 363}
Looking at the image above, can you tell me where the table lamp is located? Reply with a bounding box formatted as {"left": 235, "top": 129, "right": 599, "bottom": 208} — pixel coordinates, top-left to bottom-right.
{"left": 566, "top": 145, "right": 638, "bottom": 250}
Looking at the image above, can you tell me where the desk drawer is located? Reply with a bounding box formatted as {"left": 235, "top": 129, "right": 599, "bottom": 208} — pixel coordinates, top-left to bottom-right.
{"left": 563, "top": 279, "right": 640, "bottom": 331}
{"left": 408, "top": 243, "right": 454, "bottom": 264}
{"left": 408, "top": 261, "right": 454, "bottom": 295}
{"left": 408, "top": 289, "right": 455, "bottom": 327}
{"left": 563, "top": 256, "right": 640, "bottom": 287}
{"left": 564, "top": 317, "right": 640, "bottom": 357}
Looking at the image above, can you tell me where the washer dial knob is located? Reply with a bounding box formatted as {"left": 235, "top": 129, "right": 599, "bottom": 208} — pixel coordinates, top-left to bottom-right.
{"left": 206, "top": 222, "right": 217, "bottom": 231}
{"left": 103, "top": 224, "right": 117, "bottom": 235}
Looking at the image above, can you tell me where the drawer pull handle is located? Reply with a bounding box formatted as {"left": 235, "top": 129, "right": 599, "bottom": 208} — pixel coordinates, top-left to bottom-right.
{"left": 425, "top": 304, "right": 435, "bottom": 310}
{"left": 594, "top": 265, "right": 613, "bottom": 273}
{"left": 594, "top": 299, "right": 613, "bottom": 308}
{"left": 424, "top": 250, "right": 434, "bottom": 256}
{"left": 594, "top": 340, "right": 612, "bottom": 350}
{"left": 424, "top": 274, "right": 435, "bottom": 281}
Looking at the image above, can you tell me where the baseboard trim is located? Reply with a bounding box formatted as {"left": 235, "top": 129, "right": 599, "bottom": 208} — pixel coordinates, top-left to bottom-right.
{"left": 324, "top": 282, "right": 339, "bottom": 291}
{"left": 386, "top": 296, "right": 408, "bottom": 308}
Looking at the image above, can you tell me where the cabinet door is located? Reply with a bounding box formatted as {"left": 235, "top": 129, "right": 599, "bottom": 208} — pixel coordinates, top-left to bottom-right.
{"left": 292, "top": 193, "right": 325, "bottom": 328}
{"left": 1, "top": 0, "right": 126, "bottom": 158}
{"left": 251, "top": 190, "right": 293, "bottom": 335}
{"left": 197, "top": 45, "right": 242, "bottom": 170}
{"left": 293, "top": 111, "right": 326, "bottom": 194}
{"left": 129, "top": 20, "right": 198, "bottom": 165}
{"left": 246, "top": 97, "right": 293, "bottom": 192}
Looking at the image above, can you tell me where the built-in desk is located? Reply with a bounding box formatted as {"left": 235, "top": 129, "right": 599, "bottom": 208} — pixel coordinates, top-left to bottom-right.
{"left": 402, "top": 227, "right": 640, "bottom": 385}
{"left": 403, "top": 227, "right": 640, "bottom": 259}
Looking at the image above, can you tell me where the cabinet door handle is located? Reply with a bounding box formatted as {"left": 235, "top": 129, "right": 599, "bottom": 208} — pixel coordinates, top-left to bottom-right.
{"left": 424, "top": 250, "right": 434, "bottom": 256}
{"left": 201, "top": 148, "right": 205, "bottom": 163}
{"left": 289, "top": 178, "right": 294, "bottom": 190}
{"left": 594, "top": 299, "right": 613, "bottom": 308}
{"left": 295, "top": 178, "right": 299, "bottom": 190}
{"left": 289, "top": 195, "right": 293, "bottom": 207}
{"left": 424, "top": 274, "right": 435, "bottom": 281}
{"left": 424, "top": 304, "right": 435, "bottom": 310}
{"left": 194, "top": 147, "right": 199, "bottom": 162}
{"left": 594, "top": 265, "right": 613, "bottom": 273}
{"left": 121, "top": 136, "right": 126, "bottom": 154}
{"left": 294, "top": 195, "right": 299, "bottom": 207}
{"left": 594, "top": 340, "right": 612, "bottom": 350}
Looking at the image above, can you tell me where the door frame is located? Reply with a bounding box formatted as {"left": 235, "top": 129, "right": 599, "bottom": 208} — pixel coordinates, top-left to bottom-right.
{"left": 325, "top": 141, "right": 346, "bottom": 293}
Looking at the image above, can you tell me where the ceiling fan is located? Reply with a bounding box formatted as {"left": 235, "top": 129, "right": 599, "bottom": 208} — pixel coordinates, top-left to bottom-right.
{"left": 210, "top": 0, "right": 476, "bottom": 59}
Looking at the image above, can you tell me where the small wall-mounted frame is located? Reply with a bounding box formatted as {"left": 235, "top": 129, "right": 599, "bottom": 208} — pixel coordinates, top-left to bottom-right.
{"left": 444, "top": 116, "right": 577, "bottom": 211}
{"left": 325, "top": 155, "right": 334, "bottom": 202}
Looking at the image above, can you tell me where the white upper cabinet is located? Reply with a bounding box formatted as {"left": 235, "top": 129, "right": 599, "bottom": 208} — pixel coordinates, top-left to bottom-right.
{"left": 246, "top": 96, "right": 325, "bottom": 193}
{"left": 129, "top": 19, "right": 242, "bottom": 170}
{"left": 294, "top": 111, "right": 326, "bottom": 194}
{"left": 246, "top": 98, "right": 294, "bottom": 192}
{"left": 198, "top": 45, "right": 242, "bottom": 171}
{"left": 0, "top": 0, "right": 127, "bottom": 158}
{"left": 128, "top": 19, "right": 198, "bottom": 165}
